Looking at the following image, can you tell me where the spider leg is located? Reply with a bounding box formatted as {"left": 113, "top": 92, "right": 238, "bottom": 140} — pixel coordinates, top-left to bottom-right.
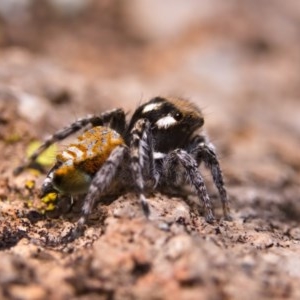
{"left": 62, "top": 144, "right": 128, "bottom": 242}
{"left": 39, "top": 163, "right": 61, "bottom": 197}
{"left": 129, "top": 118, "right": 158, "bottom": 218}
{"left": 13, "top": 109, "right": 125, "bottom": 175}
{"left": 162, "top": 149, "right": 215, "bottom": 223}
{"left": 189, "top": 137, "right": 231, "bottom": 220}
{"left": 143, "top": 122, "right": 161, "bottom": 186}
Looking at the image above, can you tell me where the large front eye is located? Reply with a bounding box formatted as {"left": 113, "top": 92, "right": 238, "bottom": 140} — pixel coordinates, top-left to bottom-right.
{"left": 174, "top": 111, "right": 183, "bottom": 121}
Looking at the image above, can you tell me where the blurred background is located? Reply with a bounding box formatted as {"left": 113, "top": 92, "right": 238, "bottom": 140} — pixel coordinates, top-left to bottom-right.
{"left": 0, "top": 0, "right": 299, "bottom": 189}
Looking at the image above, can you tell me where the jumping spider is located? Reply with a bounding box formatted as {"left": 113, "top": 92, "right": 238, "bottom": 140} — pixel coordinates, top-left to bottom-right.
{"left": 14, "top": 96, "right": 231, "bottom": 241}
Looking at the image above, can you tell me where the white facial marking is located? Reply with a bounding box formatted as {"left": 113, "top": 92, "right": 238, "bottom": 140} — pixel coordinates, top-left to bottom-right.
{"left": 142, "top": 102, "right": 163, "bottom": 113}
{"left": 156, "top": 115, "right": 176, "bottom": 129}
{"left": 153, "top": 152, "right": 166, "bottom": 159}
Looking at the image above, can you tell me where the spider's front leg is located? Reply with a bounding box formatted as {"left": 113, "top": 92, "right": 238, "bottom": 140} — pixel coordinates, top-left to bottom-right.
{"left": 13, "top": 109, "right": 126, "bottom": 175}
{"left": 129, "top": 118, "right": 158, "bottom": 218}
{"left": 62, "top": 144, "right": 128, "bottom": 243}
{"left": 189, "top": 136, "right": 231, "bottom": 220}
{"left": 162, "top": 149, "right": 215, "bottom": 223}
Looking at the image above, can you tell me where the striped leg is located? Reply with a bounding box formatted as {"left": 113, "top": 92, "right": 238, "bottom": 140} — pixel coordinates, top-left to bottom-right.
{"left": 13, "top": 109, "right": 125, "bottom": 175}
{"left": 129, "top": 119, "right": 155, "bottom": 218}
{"left": 62, "top": 145, "right": 128, "bottom": 242}
{"left": 189, "top": 138, "right": 231, "bottom": 220}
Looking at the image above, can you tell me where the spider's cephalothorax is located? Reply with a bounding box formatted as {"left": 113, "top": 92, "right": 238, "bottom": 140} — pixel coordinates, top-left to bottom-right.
{"left": 14, "top": 96, "right": 231, "bottom": 242}
{"left": 126, "top": 97, "right": 204, "bottom": 152}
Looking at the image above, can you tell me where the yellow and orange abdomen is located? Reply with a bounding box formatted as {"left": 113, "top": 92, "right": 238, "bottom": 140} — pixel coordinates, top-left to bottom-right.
{"left": 53, "top": 126, "right": 125, "bottom": 194}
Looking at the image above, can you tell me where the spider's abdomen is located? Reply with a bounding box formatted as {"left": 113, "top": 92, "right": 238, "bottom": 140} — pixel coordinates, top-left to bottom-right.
{"left": 52, "top": 126, "right": 125, "bottom": 194}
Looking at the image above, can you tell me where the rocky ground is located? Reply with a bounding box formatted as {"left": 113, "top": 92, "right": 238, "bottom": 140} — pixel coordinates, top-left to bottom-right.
{"left": 1, "top": 1, "right": 300, "bottom": 299}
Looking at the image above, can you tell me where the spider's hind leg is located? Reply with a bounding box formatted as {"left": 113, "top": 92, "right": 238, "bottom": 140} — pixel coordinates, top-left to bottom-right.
{"left": 13, "top": 109, "right": 126, "bottom": 175}
{"left": 62, "top": 144, "right": 128, "bottom": 243}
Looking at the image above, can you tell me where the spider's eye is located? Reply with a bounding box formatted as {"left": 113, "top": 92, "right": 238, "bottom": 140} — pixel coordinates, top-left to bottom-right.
{"left": 174, "top": 111, "right": 183, "bottom": 121}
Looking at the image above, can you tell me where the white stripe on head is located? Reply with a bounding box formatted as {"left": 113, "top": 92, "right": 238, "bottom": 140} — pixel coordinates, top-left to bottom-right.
{"left": 142, "top": 102, "right": 163, "bottom": 113}
{"left": 155, "top": 115, "right": 176, "bottom": 129}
